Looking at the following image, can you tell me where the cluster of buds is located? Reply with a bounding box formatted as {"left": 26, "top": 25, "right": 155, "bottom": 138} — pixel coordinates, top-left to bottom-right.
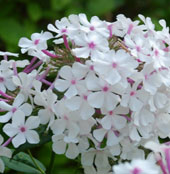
{"left": 0, "top": 13, "right": 170, "bottom": 174}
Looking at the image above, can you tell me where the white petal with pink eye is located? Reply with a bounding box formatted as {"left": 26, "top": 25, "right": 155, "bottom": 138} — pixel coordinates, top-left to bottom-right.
{"left": 121, "top": 94, "right": 129, "bottom": 107}
{"left": 59, "top": 66, "right": 73, "bottom": 80}
{"left": 47, "top": 24, "right": 59, "bottom": 33}
{"left": 107, "top": 131, "right": 119, "bottom": 146}
{"left": 88, "top": 92, "right": 104, "bottom": 108}
{"left": 81, "top": 151, "right": 95, "bottom": 166}
{"left": 105, "top": 69, "right": 121, "bottom": 85}
{"left": 95, "top": 152, "right": 109, "bottom": 168}
{"left": 12, "top": 110, "right": 25, "bottom": 126}
{"left": 113, "top": 116, "right": 127, "bottom": 130}
{"left": 3, "top": 124, "right": 18, "bottom": 137}
{"left": 79, "top": 13, "right": 90, "bottom": 27}
{"left": 129, "top": 97, "right": 143, "bottom": 111}
{"left": 25, "top": 130, "right": 40, "bottom": 144}
{"left": 105, "top": 93, "right": 120, "bottom": 110}
{"left": 65, "top": 96, "right": 82, "bottom": 111}
{"left": 0, "top": 83, "right": 6, "bottom": 93}
{"left": 18, "top": 38, "right": 32, "bottom": 49}
{"left": 64, "top": 85, "right": 78, "bottom": 99}
{"left": 5, "top": 79, "right": 16, "bottom": 91}
{"left": 86, "top": 74, "right": 100, "bottom": 91}
{"left": 0, "top": 135, "right": 3, "bottom": 145}
{"left": 25, "top": 116, "right": 40, "bottom": 129}
{"left": 80, "top": 102, "right": 95, "bottom": 120}
{"left": 12, "top": 76, "right": 22, "bottom": 86}
{"left": 72, "top": 47, "right": 90, "bottom": 58}
{"left": 38, "top": 109, "right": 50, "bottom": 124}
{"left": 12, "top": 133, "right": 26, "bottom": 148}
{"left": 140, "top": 109, "right": 154, "bottom": 126}
{"left": 51, "top": 119, "right": 66, "bottom": 135}
{"left": 68, "top": 122, "right": 80, "bottom": 138}
{"left": 52, "top": 139, "right": 66, "bottom": 154}
{"left": 154, "top": 92, "right": 167, "bottom": 109}
{"left": 0, "top": 146, "right": 12, "bottom": 158}
{"left": 0, "top": 159, "right": 5, "bottom": 173}
{"left": 19, "top": 103, "right": 33, "bottom": 116}
{"left": 101, "top": 116, "right": 112, "bottom": 130}
{"left": 66, "top": 143, "right": 79, "bottom": 159}
{"left": 93, "top": 128, "right": 107, "bottom": 142}
{"left": 0, "top": 101, "right": 12, "bottom": 111}
{"left": 0, "top": 112, "right": 12, "bottom": 123}
{"left": 130, "top": 127, "right": 141, "bottom": 141}
{"left": 109, "top": 144, "right": 121, "bottom": 156}
{"left": 72, "top": 62, "right": 88, "bottom": 79}
{"left": 55, "top": 79, "right": 70, "bottom": 92}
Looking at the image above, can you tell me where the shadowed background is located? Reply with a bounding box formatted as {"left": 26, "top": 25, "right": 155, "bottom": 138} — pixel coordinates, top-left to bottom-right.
{"left": 0, "top": 0, "right": 170, "bottom": 173}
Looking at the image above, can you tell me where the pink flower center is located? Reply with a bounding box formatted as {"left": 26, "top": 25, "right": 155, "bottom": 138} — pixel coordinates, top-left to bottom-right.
{"left": 0, "top": 77, "right": 4, "bottom": 83}
{"left": 64, "top": 115, "right": 68, "bottom": 120}
{"left": 144, "top": 74, "right": 148, "bottom": 80}
{"left": 71, "top": 79, "right": 76, "bottom": 85}
{"left": 155, "top": 49, "right": 159, "bottom": 57}
{"left": 61, "top": 28, "right": 67, "bottom": 33}
{"left": 130, "top": 91, "right": 136, "bottom": 96}
{"left": 90, "top": 65, "right": 94, "bottom": 71}
{"left": 12, "top": 107, "right": 17, "bottom": 113}
{"left": 131, "top": 167, "right": 141, "bottom": 174}
{"left": 83, "top": 95, "right": 87, "bottom": 100}
{"left": 109, "top": 111, "right": 113, "bottom": 115}
{"left": 112, "top": 62, "right": 117, "bottom": 68}
{"left": 136, "top": 46, "right": 141, "bottom": 52}
{"left": 88, "top": 42, "right": 96, "bottom": 49}
{"left": 127, "top": 24, "right": 134, "bottom": 34}
{"left": 102, "top": 86, "right": 109, "bottom": 92}
{"left": 20, "top": 126, "right": 26, "bottom": 133}
{"left": 34, "top": 39, "right": 40, "bottom": 45}
{"left": 90, "top": 26, "right": 95, "bottom": 31}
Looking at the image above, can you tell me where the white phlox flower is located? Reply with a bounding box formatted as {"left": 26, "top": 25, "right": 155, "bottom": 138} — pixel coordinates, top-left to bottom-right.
{"left": 18, "top": 31, "right": 53, "bottom": 55}
{"left": 0, "top": 93, "right": 32, "bottom": 123}
{"left": 72, "top": 32, "right": 109, "bottom": 61}
{"left": 3, "top": 110, "right": 40, "bottom": 148}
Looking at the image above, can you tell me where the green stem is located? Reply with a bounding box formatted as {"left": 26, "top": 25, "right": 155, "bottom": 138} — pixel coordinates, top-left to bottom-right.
{"left": 47, "top": 150, "right": 55, "bottom": 174}
{"left": 27, "top": 149, "right": 46, "bottom": 174}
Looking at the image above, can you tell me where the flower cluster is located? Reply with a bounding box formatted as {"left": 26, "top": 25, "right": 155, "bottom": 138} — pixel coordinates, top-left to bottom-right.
{"left": 0, "top": 13, "right": 170, "bottom": 173}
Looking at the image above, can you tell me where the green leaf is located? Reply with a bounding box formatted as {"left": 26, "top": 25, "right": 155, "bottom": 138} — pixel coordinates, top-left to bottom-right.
{"left": 50, "top": 0, "right": 71, "bottom": 11}
{"left": 0, "top": 18, "right": 23, "bottom": 45}
{"left": 2, "top": 152, "right": 46, "bottom": 174}
{"left": 27, "top": 2, "right": 42, "bottom": 21}
{"left": 87, "top": 0, "right": 115, "bottom": 16}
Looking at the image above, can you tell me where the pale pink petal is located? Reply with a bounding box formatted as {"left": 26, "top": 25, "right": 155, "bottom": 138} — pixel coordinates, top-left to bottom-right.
{"left": 0, "top": 112, "right": 12, "bottom": 123}
{"left": 25, "top": 130, "right": 40, "bottom": 144}
{"left": 88, "top": 92, "right": 104, "bottom": 108}
{"left": 12, "top": 133, "right": 26, "bottom": 148}
{"left": 66, "top": 143, "right": 79, "bottom": 159}
{"left": 19, "top": 103, "right": 33, "bottom": 116}
{"left": 12, "top": 110, "right": 25, "bottom": 126}
{"left": 52, "top": 140, "right": 66, "bottom": 154}
{"left": 72, "top": 47, "right": 90, "bottom": 58}
{"left": 3, "top": 124, "right": 18, "bottom": 137}
{"left": 25, "top": 116, "right": 40, "bottom": 129}
{"left": 65, "top": 96, "right": 81, "bottom": 111}
{"left": 64, "top": 85, "right": 78, "bottom": 99}
{"left": 93, "top": 128, "right": 107, "bottom": 142}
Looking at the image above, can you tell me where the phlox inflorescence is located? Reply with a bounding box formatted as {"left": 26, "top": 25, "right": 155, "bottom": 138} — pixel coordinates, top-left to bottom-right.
{"left": 0, "top": 13, "right": 169, "bottom": 173}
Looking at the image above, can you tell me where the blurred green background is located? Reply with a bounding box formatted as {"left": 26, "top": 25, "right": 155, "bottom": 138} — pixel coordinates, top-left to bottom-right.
{"left": 0, "top": 0, "right": 170, "bottom": 173}
{"left": 0, "top": 0, "right": 170, "bottom": 53}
